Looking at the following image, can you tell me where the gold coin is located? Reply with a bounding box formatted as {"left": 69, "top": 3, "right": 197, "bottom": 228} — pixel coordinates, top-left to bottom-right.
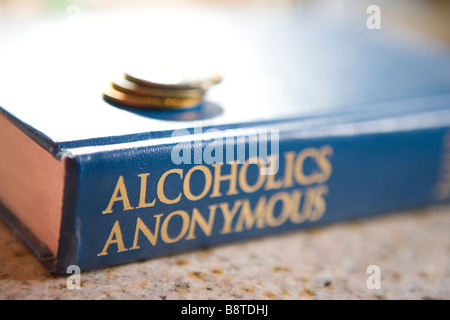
{"left": 111, "top": 77, "right": 205, "bottom": 99}
{"left": 103, "top": 85, "right": 203, "bottom": 110}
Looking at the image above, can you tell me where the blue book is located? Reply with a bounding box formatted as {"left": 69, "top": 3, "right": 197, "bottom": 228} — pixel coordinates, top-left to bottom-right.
{"left": 1, "top": 10, "right": 450, "bottom": 273}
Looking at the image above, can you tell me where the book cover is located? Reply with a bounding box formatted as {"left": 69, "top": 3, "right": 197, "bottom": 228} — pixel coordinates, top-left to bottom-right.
{"left": 1, "top": 9, "right": 450, "bottom": 273}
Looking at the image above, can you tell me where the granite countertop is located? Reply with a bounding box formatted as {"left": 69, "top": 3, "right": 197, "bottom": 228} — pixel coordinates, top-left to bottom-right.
{"left": 1, "top": 204, "right": 449, "bottom": 300}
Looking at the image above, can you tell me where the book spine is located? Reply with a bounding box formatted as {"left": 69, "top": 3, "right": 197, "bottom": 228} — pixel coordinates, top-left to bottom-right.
{"left": 56, "top": 118, "right": 450, "bottom": 272}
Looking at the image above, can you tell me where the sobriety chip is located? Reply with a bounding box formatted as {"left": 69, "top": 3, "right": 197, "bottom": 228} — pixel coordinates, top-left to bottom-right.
{"left": 103, "top": 60, "right": 221, "bottom": 110}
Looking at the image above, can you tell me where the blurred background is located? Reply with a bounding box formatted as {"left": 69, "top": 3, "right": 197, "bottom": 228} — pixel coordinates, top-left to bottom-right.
{"left": 0, "top": 0, "right": 450, "bottom": 45}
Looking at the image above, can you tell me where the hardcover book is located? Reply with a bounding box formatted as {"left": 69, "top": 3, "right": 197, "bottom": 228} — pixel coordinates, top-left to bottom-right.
{"left": 1, "top": 10, "right": 450, "bottom": 273}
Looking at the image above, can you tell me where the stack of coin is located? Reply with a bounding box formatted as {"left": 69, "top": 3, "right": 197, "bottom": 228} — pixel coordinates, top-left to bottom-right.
{"left": 103, "top": 61, "right": 222, "bottom": 110}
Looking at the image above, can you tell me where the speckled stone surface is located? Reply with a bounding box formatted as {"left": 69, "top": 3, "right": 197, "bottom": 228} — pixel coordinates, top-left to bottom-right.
{"left": 0, "top": 204, "right": 449, "bottom": 300}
